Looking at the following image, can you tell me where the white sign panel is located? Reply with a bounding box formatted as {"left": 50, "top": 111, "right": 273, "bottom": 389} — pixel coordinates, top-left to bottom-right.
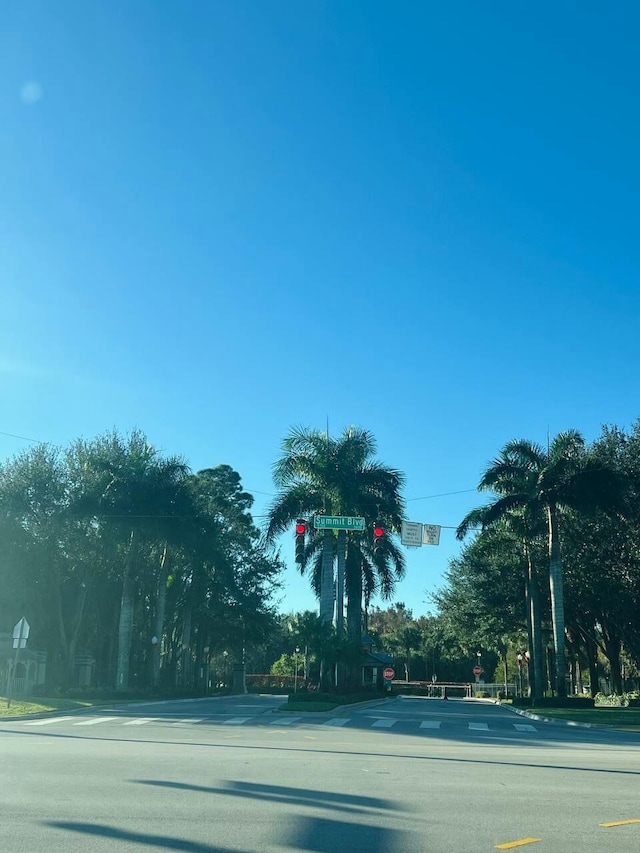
{"left": 422, "top": 524, "right": 441, "bottom": 546}
{"left": 12, "top": 616, "right": 30, "bottom": 649}
{"left": 401, "top": 521, "right": 423, "bottom": 547}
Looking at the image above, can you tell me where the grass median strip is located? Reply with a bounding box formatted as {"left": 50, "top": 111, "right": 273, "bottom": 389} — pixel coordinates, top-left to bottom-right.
{"left": 524, "top": 706, "right": 640, "bottom": 729}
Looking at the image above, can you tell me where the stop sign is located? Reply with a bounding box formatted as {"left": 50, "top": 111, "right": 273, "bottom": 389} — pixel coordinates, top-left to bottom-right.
{"left": 383, "top": 667, "right": 395, "bottom": 680}
{"left": 473, "top": 665, "right": 482, "bottom": 676}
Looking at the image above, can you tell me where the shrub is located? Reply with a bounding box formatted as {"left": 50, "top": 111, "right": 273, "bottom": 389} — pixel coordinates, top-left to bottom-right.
{"left": 595, "top": 692, "right": 640, "bottom": 708}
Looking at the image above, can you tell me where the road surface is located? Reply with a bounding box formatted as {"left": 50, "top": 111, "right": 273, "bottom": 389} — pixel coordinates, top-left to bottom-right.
{"left": 2, "top": 694, "right": 639, "bottom": 852}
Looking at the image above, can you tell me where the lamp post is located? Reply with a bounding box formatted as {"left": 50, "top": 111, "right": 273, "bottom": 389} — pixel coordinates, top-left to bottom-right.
{"left": 517, "top": 653, "right": 523, "bottom": 697}
{"left": 294, "top": 647, "right": 300, "bottom": 693}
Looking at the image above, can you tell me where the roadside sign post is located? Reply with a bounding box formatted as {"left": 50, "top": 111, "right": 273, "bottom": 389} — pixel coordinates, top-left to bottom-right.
{"left": 383, "top": 667, "right": 394, "bottom": 692}
{"left": 401, "top": 521, "right": 423, "bottom": 547}
{"left": 473, "top": 664, "right": 482, "bottom": 692}
{"left": 7, "top": 617, "right": 30, "bottom": 709}
{"left": 314, "top": 516, "right": 365, "bottom": 531}
{"left": 422, "top": 524, "right": 441, "bottom": 546}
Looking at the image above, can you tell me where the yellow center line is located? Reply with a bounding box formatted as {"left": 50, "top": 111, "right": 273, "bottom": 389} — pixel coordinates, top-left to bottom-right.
{"left": 495, "top": 839, "right": 541, "bottom": 850}
{"left": 600, "top": 819, "right": 640, "bottom": 827}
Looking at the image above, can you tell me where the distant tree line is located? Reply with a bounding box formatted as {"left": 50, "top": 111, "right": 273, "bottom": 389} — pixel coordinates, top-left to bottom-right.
{"left": 0, "top": 430, "right": 282, "bottom": 694}
{"left": 441, "top": 423, "right": 640, "bottom": 697}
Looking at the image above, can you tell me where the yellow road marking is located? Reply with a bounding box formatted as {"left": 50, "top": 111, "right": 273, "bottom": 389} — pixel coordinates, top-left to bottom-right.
{"left": 495, "top": 839, "right": 541, "bottom": 850}
{"left": 600, "top": 819, "right": 640, "bottom": 827}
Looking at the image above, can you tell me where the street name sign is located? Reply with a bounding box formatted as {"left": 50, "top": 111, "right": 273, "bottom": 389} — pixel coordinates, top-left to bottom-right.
{"left": 314, "top": 516, "right": 365, "bottom": 531}
{"left": 401, "top": 520, "right": 423, "bottom": 547}
{"left": 422, "top": 524, "right": 441, "bottom": 546}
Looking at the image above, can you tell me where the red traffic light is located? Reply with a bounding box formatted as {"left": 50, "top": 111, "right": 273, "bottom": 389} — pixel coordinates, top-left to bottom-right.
{"left": 295, "top": 522, "right": 306, "bottom": 535}
{"left": 373, "top": 525, "right": 384, "bottom": 538}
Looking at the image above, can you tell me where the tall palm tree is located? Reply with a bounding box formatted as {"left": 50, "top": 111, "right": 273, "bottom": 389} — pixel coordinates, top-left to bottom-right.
{"left": 266, "top": 426, "right": 406, "bottom": 651}
{"left": 458, "top": 430, "right": 618, "bottom": 697}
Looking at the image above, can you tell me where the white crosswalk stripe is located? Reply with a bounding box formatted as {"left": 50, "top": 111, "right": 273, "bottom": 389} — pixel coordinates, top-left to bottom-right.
{"left": 123, "top": 718, "right": 156, "bottom": 726}
{"left": 324, "top": 718, "right": 349, "bottom": 727}
{"left": 419, "top": 720, "right": 442, "bottom": 729}
{"left": 372, "top": 718, "right": 397, "bottom": 728}
{"left": 23, "top": 716, "right": 74, "bottom": 726}
{"left": 513, "top": 723, "right": 537, "bottom": 732}
{"left": 223, "top": 717, "right": 251, "bottom": 725}
{"left": 171, "top": 719, "right": 203, "bottom": 726}
{"left": 271, "top": 717, "right": 301, "bottom": 726}
{"left": 468, "top": 722, "right": 489, "bottom": 730}
{"left": 73, "top": 717, "right": 117, "bottom": 726}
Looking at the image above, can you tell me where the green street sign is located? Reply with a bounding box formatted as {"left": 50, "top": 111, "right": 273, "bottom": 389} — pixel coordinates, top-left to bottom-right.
{"left": 314, "top": 515, "right": 366, "bottom": 531}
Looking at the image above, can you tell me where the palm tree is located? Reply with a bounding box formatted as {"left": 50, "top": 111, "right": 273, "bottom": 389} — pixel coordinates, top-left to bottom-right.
{"left": 458, "top": 430, "right": 619, "bottom": 697}
{"left": 266, "top": 426, "right": 406, "bottom": 675}
{"left": 72, "top": 430, "right": 190, "bottom": 690}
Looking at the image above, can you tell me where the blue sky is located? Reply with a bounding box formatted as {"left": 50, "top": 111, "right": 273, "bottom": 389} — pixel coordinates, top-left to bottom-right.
{"left": 2, "top": 2, "right": 639, "bottom": 617}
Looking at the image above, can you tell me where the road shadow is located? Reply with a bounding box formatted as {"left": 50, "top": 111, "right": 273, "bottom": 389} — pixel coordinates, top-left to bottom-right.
{"left": 46, "top": 779, "right": 423, "bottom": 853}
{"left": 44, "top": 822, "right": 247, "bottom": 852}
{"left": 135, "top": 778, "right": 404, "bottom": 815}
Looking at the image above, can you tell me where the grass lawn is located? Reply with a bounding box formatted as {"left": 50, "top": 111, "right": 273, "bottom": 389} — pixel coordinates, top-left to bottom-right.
{"left": 0, "top": 695, "right": 145, "bottom": 718}
{"left": 281, "top": 693, "right": 388, "bottom": 713}
{"left": 280, "top": 701, "right": 341, "bottom": 712}
{"left": 528, "top": 706, "right": 640, "bottom": 729}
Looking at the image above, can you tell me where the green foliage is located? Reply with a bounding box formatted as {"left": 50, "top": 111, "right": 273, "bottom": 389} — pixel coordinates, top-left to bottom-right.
{"left": 0, "top": 430, "right": 282, "bottom": 693}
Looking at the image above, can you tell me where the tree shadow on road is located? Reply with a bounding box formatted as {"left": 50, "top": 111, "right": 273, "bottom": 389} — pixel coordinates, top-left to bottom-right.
{"left": 134, "top": 778, "right": 404, "bottom": 816}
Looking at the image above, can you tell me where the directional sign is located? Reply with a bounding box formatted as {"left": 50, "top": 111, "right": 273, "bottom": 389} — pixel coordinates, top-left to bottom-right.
{"left": 383, "top": 667, "right": 395, "bottom": 680}
{"left": 401, "top": 520, "right": 423, "bottom": 547}
{"left": 422, "top": 524, "right": 441, "bottom": 546}
{"left": 314, "top": 515, "right": 365, "bottom": 531}
{"left": 13, "top": 617, "right": 30, "bottom": 649}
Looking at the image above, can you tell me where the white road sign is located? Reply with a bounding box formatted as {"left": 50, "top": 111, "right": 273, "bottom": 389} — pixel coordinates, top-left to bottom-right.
{"left": 401, "top": 521, "right": 423, "bottom": 547}
{"left": 13, "top": 616, "right": 30, "bottom": 649}
{"left": 422, "top": 524, "right": 441, "bottom": 546}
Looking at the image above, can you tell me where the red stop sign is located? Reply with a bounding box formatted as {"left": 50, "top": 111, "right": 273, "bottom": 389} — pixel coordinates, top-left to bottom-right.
{"left": 383, "top": 667, "right": 395, "bottom": 680}
{"left": 473, "top": 665, "right": 482, "bottom": 676}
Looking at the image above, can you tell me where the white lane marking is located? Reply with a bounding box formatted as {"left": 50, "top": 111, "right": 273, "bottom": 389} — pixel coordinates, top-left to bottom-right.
{"left": 324, "top": 718, "right": 349, "bottom": 727}
{"left": 23, "top": 716, "right": 74, "bottom": 726}
{"left": 73, "top": 717, "right": 117, "bottom": 726}
{"left": 271, "top": 718, "right": 300, "bottom": 726}
{"left": 514, "top": 723, "right": 537, "bottom": 732}
{"left": 123, "top": 718, "right": 156, "bottom": 726}
{"left": 171, "top": 718, "right": 203, "bottom": 726}
{"left": 469, "top": 722, "right": 489, "bottom": 730}
{"left": 372, "top": 718, "right": 397, "bottom": 728}
{"left": 419, "top": 720, "right": 442, "bottom": 729}
{"left": 223, "top": 717, "right": 251, "bottom": 725}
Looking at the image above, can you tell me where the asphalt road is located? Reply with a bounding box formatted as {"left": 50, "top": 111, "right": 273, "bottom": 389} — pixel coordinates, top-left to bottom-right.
{"left": 2, "top": 694, "right": 639, "bottom": 852}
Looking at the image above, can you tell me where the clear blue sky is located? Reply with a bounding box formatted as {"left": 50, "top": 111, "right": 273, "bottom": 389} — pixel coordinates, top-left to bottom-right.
{"left": 2, "top": 2, "right": 639, "bottom": 617}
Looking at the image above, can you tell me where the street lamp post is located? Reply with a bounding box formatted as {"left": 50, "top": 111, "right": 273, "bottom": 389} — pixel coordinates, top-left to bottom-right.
{"left": 294, "top": 647, "right": 300, "bottom": 693}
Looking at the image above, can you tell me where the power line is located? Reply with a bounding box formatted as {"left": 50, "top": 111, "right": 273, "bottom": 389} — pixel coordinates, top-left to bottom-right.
{"left": 406, "top": 488, "right": 477, "bottom": 501}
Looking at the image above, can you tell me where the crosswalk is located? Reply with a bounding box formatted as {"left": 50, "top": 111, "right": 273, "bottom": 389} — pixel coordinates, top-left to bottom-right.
{"left": 13, "top": 715, "right": 539, "bottom": 734}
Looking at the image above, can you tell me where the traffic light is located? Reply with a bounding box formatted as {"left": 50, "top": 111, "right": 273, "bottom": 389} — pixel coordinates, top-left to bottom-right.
{"left": 295, "top": 519, "right": 306, "bottom": 564}
{"left": 373, "top": 521, "right": 384, "bottom": 558}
